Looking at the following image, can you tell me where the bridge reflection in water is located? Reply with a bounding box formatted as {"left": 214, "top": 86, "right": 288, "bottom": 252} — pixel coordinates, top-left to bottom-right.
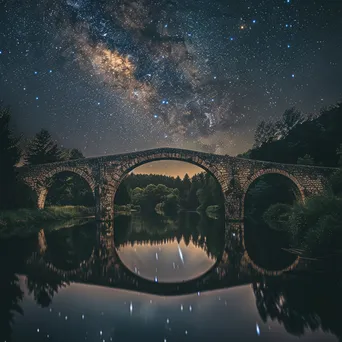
{"left": 25, "top": 218, "right": 301, "bottom": 297}
{"left": 1, "top": 216, "right": 341, "bottom": 342}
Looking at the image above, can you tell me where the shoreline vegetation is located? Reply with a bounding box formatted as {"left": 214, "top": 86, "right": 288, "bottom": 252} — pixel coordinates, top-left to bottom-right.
{"left": 0, "top": 206, "right": 94, "bottom": 238}
{"left": 114, "top": 203, "right": 222, "bottom": 218}
{"left": 114, "top": 173, "right": 224, "bottom": 218}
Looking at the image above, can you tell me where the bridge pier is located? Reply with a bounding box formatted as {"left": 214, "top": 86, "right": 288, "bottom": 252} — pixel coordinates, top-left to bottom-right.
{"left": 225, "top": 191, "right": 244, "bottom": 222}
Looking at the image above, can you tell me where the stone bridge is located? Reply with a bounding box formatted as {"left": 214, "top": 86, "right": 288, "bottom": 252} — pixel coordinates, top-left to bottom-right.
{"left": 19, "top": 147, "right": 336, "bottom": 221}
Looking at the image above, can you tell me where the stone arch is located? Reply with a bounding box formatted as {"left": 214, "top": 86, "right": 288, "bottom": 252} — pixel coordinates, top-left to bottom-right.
{"left": 110, "top": 151, "right": 227, "bottom": 218}
{"left": 242, "top": 250, "right": 300, "bottom": 276}
{"left": 241, "top": 168, "right": 305, "bottom": 219}
{"left": 36, "top": 166, "right": 96, "bottom": 209}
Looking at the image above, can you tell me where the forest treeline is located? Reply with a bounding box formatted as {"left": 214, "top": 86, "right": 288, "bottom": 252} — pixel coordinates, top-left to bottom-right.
{"left": 240, "top": 103, "right": 342, "bottom": 167}
{"left": 114, "top": 212, "right": 224, "bottom": 259}
{"left": 114, "top": 171, "right": 224, "bottom": 216}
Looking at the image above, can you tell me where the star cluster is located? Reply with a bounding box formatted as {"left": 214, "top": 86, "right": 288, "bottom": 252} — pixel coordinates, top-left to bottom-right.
{"left": 0, "top": 0, "right": 341, "bottom": 155}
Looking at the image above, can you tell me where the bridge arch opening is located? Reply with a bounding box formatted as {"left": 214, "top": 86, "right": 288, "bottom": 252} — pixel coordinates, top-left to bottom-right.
{"left": 242, "top": 171, "right": 301, "bottom": 271}
{"left": 112, "top": 159, "right": 225, "bottom": 283}
{"left": 40, "top": 170, "right": 95, "bottom": 213}
{"left": 41, "top": 222, "right": 97, "bottom": 272}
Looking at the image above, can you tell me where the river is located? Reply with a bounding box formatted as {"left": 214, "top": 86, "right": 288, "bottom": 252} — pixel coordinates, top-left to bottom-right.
{"left": 0, "top": 212, "right": 341, "bottom": 342}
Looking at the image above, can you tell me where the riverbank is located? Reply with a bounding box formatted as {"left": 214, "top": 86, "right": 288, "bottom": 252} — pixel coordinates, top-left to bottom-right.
{"left": 0, "top": 206, "right": 95, "bottom": 238}
{"left": 114, "top": 204, "right": 140, "bottom": 215}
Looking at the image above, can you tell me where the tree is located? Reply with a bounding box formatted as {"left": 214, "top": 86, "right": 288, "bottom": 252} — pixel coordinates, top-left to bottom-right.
{"left": 330, "top": 169, "right": 342, "bottom": 197}
{"left": 181, "top": 173, "right": 191, "bottom": 196}
{"left": 337, "top": 144, "right": 342, "bottom": 166}
{"left": 157, "top": 193, "right": 180, "bottom": 216}
{"left": 114, "top": 183, "right": 131, "bottom": 205}
{"left": 253, "top": 120, "right": 277, "bottom": 148}
{"left": 25, "top": 129, "right": 61, "bottom": 165}
{"left": 186, "top": 175, "right": 200, "bottom": 209}
{"left": 297, "top": 154, "right": 314, "bottom": 165}
{"left": 281, "top": 107, "right": 304, "bottom": 137}
{"left": 60, "top": 148, "right": 84, "bottom": 161}
{"left": 249, "top": 103, "right": 342, "bottom": 167}
{"left": 0, "top": 106, "right": 21, "bottom": 209}
{"left": 263, "top": 203, "right": 292, "bottom": 231}
{"left": 253, "top": 120, "right": 267, "bottom": 148}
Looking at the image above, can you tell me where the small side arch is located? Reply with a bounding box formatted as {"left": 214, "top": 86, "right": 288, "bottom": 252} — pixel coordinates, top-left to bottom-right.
{"left": 36, "top": 166, "right": 96, "bottom": 209}
{"left": 241, "top": 168, "right": 305, "bottom": 219}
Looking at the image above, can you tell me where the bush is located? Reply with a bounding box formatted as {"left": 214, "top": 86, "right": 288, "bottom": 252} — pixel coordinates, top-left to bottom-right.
{"left": 303, "top": 214, "right": 342, "bottom": 257}
{"left": 206, "top": 205, "right": 221, "bottom": 219}
{"left": 265, "top": 195, "right": 342, "bottom": 257}
{"left": 0, "top": 206, "right": 94, "bottom": 232}
{"left": 330, "top": 169, "right": 342, "bottom": 197}
{"left": 263, "top": 203, "right": 292, "bottom": 231}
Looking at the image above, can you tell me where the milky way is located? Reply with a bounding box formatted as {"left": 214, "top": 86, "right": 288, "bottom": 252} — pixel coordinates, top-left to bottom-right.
{"left": 0, "top": 0, "right": 341, "bottom": 156}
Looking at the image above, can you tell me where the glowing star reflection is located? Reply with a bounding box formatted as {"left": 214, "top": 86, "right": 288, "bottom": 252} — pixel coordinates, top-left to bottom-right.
{"left": 256, "top": 323, "right": 260, "bottom": 336}
{"left": 177, "top": 244, "right": 184, "bottom": 264}
{"left": 130, "top": 302, "right": 133, "bottom": 315}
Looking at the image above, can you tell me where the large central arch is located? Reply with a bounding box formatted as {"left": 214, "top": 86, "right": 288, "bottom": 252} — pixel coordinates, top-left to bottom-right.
{"left": 109, "top": 151, "right": 228, "bottom": 220}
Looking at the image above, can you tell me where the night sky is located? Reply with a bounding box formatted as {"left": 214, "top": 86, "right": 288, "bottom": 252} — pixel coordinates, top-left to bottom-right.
{"left": 1, "top": 0, "right": 342, "bottom": 157}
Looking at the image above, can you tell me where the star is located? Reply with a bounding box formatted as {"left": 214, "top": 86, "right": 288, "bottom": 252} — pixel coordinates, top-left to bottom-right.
{"left": 0, "top": 0, "right": 341, "bottom": 157}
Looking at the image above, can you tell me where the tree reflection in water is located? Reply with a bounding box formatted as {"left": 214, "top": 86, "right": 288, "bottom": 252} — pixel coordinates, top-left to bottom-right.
{"left": 0, "top": 237, "right": 35, "bottom": 342}
{"left": 114, "top": 212, "right": 225, "bottom": 260}
{"left": 253, "top": 275, "right": 342, "bottom": 340}
{"left": 2, "top": 218, "right": 342, "bottom": 342}
{"left": 25, "top": 267, "right": 69, "bottom": 308}
{"left": 0, "top": 272, "right": 23, "bottom": 342}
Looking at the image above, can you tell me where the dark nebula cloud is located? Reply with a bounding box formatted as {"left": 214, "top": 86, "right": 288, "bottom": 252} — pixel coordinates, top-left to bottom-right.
{"left": 1, "top": 0, "right": 341, "bottom": 156}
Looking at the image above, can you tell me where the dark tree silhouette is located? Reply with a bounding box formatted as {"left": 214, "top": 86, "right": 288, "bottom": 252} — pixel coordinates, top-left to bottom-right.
{"left": 60, "top": 147, "right": 84, "bottom": 161}
{"left": 297, "top": 154, "right": 314, "bottom": 165}
{"left": 0, "top": 106, "right": 21, "bottom": 209}
{"left": 253, "top": 276, "right": 342, "bottom": 340}
{"left": 25, "top": 268, "right": 68, "bottom": 308}
{"left": 0, "top": 272, "right": 24, "bottom": 342}
{"left": 25, "top": 129, "right": 61, "bottom": 165}
{"left": 246, "top": 103, "right": 342, "bottom": 167}
{"left": 114, "top": 182, "right": 131, "bottom": 205}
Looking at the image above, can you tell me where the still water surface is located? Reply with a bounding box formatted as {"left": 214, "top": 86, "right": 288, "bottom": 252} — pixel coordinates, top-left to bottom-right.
{"left": 0, "top": 212, "right": 340, "bottom": 342}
